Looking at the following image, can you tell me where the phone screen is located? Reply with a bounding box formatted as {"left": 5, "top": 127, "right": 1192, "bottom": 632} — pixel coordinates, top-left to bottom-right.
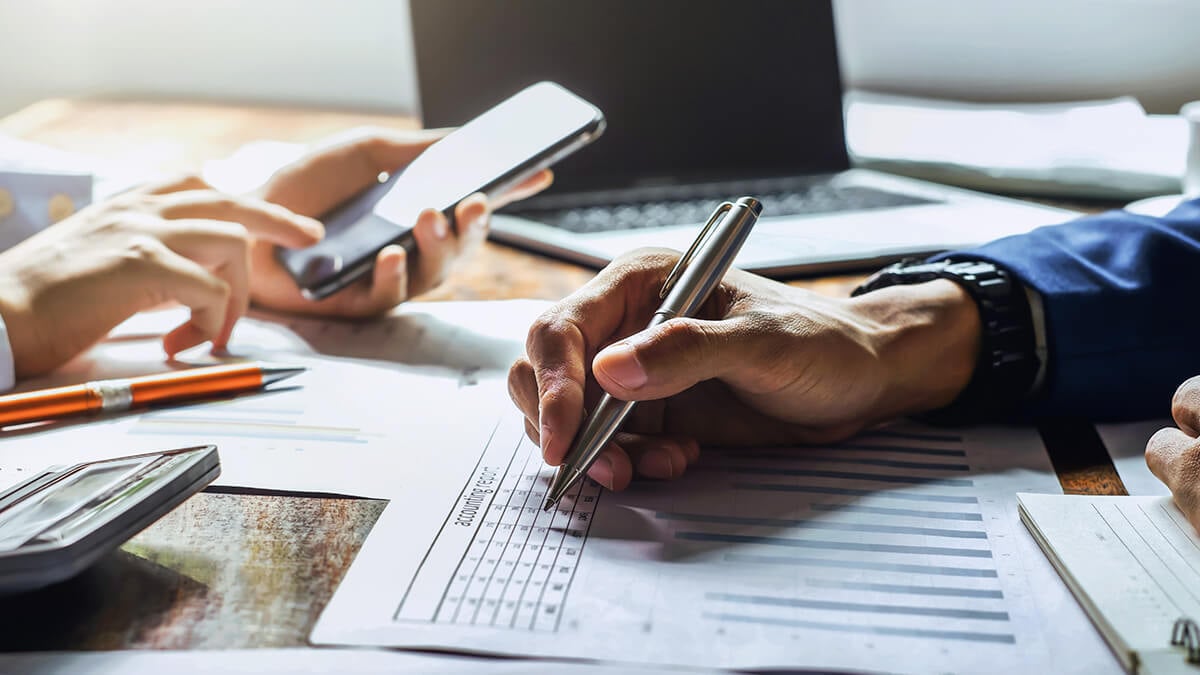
{"left": 277, "top": 82, "right": 604, "bottom": 299}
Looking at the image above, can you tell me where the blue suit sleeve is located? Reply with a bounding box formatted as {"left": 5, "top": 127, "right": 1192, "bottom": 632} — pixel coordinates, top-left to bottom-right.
{"left": 937, "top": 199, "right": 1200, "bottom": 421}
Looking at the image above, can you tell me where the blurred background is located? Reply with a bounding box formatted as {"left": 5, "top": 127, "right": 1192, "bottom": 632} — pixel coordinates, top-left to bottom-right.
{"left": 1, "top": 0, "right": 1198, "bottom": 118}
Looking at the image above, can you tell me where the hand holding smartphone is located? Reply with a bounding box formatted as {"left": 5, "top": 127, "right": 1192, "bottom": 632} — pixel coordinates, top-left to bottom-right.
{"left": 276, "top": 81, "right": 605, "bottom": 300}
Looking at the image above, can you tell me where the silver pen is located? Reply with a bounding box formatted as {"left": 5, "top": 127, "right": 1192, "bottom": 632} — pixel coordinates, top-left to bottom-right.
{"left": 543, "top": 196, "right": 763, "bottom": 510}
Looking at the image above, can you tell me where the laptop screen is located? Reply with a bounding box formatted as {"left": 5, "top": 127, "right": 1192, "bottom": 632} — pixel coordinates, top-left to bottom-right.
{"left": 409, "top": 0, "right": 849, "bottom": 194}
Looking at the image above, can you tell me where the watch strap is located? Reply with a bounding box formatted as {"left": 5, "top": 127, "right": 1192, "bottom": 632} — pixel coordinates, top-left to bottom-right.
{"left": 852, "top": 258, "right": 1039, "bottom": 423}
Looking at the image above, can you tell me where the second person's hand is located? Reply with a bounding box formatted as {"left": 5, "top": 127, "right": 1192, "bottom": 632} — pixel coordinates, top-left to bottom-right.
{"left": 508, "top": 248, "right": 984, "bottom": 491}
{"left": 1146, "top": 375, "right": 1200, "bottom": 533}
{"left": 0, "top": 176, "right": 324, "bottom": 379}
{"left": 248, "top": 128, "right": 554, "bottom": 317}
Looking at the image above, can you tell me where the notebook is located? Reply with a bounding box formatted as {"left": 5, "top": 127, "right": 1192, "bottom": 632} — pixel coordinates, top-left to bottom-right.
{"left": 1018, "top": 493, "right": 1200, "bottom": 674}
{"left": 408, "top": 0, "right": 1078, "bottom": 276}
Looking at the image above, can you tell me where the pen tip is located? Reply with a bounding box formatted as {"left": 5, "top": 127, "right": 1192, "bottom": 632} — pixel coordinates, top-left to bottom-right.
{"left": 259, "top": 363, "right": 307, "bottom": 386}
{"left": 543, "top": 498, "right": 555, "bottom": 512}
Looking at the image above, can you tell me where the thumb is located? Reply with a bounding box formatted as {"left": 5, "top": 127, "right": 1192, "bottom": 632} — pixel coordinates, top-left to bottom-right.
{"left": 592, "top": 317, "right": 744, "bottom": 400}
{"left": 1147, "top": 427, "right": 1200, "bottom": 532}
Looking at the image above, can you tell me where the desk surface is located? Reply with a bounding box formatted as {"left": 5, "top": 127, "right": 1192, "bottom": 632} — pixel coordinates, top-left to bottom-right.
{"left": 0, "top": 99, "right": 1127, "bottom": 651}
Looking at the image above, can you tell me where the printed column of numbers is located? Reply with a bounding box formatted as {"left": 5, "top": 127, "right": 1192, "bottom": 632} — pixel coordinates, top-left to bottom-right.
{"left": 435, "top": 440, "right": 600, "bottom": 630}
{"left": 528, "top": 478, "right": 600, "bottom": 631}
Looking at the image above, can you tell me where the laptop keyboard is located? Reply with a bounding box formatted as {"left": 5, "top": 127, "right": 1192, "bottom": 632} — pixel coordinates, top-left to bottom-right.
{"left": 504, "top": 177, "right": 938, "bottom": 234}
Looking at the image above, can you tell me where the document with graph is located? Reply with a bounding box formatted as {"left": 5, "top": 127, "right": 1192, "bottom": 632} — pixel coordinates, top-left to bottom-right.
{"left": 1020, "top": 493, "right": 1200, "bottom": 674}
{"left": 312, "top": 415, "right": 1118, "bottom": 673}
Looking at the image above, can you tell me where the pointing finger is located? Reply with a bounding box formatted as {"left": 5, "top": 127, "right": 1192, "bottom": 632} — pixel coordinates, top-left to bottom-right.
{"left": 143, "top": 246, "right": 233, "bottom": 356}
{"left": 154, "top": 191, "right": 324, "bottom": 248}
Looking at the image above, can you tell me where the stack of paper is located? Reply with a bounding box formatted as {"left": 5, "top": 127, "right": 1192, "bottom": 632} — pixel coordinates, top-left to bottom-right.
{"left": 1020, "top": 493, "right": 1200, "bottom": 674}
{"left": 846, "top": 91, "right": 1188, "bottom": 200}
{"left": 0, "top": 133, "right": 143, "bottom": 200}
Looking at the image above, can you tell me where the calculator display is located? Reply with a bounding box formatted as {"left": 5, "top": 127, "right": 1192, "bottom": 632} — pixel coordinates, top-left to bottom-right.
{"left": 0, "top": 456, "right": 152, "bottom": 551}
{"left": 0, "top": 445, "right": 219, "bottom": 594}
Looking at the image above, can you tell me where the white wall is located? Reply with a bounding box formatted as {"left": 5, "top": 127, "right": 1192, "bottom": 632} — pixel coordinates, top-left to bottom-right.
{"left": 0, "top": 0, "right": 418, "bottom": 115}
{"left": 835, "top": 0, "right": 1200, "bottom": 113}
{"left": 1, "top": 0, "right": 1198, "bottom": 118}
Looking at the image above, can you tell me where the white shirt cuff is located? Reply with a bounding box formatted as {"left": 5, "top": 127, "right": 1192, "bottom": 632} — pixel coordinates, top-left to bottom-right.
{"left": 0, "top": 311, "right": 14, "bottom": 392}
{"left": 1024, "top": 285, "right": 1048, "bottom": 396}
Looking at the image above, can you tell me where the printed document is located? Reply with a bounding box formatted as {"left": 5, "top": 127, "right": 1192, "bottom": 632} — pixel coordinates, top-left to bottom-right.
{"left": 312, "top": 414, "right": 1118, "bottom": 673}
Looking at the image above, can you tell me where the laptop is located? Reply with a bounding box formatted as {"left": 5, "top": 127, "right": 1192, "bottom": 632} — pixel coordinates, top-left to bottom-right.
{"left": 409, "top": 0, "right": 1076, "bottom": 276}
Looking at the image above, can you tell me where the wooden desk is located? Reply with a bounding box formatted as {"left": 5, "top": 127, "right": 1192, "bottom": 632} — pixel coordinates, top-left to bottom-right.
{"left": 0, "top": 99, "right": 1125, "bottom": 650}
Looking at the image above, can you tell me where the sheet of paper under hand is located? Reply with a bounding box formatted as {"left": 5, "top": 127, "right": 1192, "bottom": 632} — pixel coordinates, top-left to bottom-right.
{"left": 0, "top": 300, "right": 550, "bottom": 499}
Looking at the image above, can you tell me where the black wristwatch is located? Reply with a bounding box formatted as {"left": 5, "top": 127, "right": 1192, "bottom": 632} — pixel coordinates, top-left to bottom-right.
{"left": 852, "top": 258, "right": 1040, "bottom": 423}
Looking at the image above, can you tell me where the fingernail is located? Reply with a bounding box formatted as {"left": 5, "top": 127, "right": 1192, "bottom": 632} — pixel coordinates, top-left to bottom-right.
{"left": 469, "top": 202, "right": 490, "bottom": 231}
{"left": 588, "top": 454, "right": 615, "bottom": 490}
{"left": 433, "top": 217, "right": 449, "bottom": 239}
{"left": 422, "top": 209, "right": 449, "bottom": 239}
{"left": 301, "top": 216, "right": 325, "bottom": 238}
{"left": 642, "top": 451, "right": 676, "bottom": 479}
{"left": 596, "top": 342, "right": 647, "bottom": 390}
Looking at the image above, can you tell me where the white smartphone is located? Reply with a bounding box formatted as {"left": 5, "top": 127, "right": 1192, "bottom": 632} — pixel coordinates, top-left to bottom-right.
{"left": 276, "top": 81, "right": 606, "bottom": 299}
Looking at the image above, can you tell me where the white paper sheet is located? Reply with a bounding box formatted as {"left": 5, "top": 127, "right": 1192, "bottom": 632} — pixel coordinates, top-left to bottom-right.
{"left": 0, "top": 301, "right": 550, "bottom": 498}
{"left": 312, "top": 414, "right": 1119, "bottom": 674}
{"left": 1096, "top": 420, "right": 1172, "bottom": 497}
{"left": 0, "top": 132, "right": 147, "bottom": 200}
{"left": 1019, "top": 493, "right": 1200, "bottom": 673}
{"left": 845, "top": 91, "right": 1188, "bottom": 200}
{"left": 256, "top": 299, "right": 549, "bottom": 378}
{"left": 0, "top": 355, "right": 503, "bottom": 498}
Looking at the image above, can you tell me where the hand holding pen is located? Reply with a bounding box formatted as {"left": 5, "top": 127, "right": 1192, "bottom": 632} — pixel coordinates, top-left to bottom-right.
{"left": 509, "top": 197, "right": 774, "bottom": 501}
{"left": 510, "top": 195, "right": 977, "bottom": 500}
{"left": 542, "top": 197, "right": 762, "bottom": 508}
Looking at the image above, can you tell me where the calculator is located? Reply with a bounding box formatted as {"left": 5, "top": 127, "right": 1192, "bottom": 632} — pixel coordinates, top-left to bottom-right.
{"left": 0, "top": 445, "right": 220, "bottom": 594}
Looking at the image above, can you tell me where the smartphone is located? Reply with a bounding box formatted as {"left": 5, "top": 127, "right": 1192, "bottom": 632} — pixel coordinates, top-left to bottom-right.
{"left": 276, "top": 81, "right": 606, "bottom": 300}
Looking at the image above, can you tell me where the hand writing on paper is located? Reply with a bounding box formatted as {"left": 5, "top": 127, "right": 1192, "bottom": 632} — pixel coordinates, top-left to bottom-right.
{"left": 508, "top": 248, "right": 982, "bottom": 491}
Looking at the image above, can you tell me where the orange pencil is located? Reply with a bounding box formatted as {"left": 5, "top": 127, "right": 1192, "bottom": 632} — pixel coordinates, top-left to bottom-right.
{"left": 0, "top": 362, "right": 304, "bottom": 427}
